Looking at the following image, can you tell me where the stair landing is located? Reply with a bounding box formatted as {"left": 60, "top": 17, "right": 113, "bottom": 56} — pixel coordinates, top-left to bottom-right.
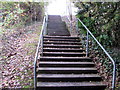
{"left": 47, "top": 15, "right": 70, "bottom": 36}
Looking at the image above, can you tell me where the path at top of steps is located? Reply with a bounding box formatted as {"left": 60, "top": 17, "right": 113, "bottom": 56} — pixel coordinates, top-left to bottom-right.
{"left": 47, "top": 15, "right": 70, "bottom": 36}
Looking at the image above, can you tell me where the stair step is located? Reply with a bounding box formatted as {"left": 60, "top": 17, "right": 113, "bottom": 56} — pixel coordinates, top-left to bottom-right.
{"left": 44, "top": 38, "right": 80, "bottom": 42}
{"left": 47, "top": 29, "right": 70, "bottom": 36}
{"left": 43, "top": 52, "right": 86, "bottom": 57}
{"left": 37, "top": 74, "right": 102, "bottom": 82}
{"left": 37, "top": 82, "right": 107, "bottom": 90}
{"left": 48, "top": 21, "right": 63, "bottom": 24}
{"left": 43, "top": 41, "right": 82, "bottom": 45}
{"left": 43, "top": 45, "right": 82, "bottom": 48}
{"left": 48, "top": 26, "right": 67, "bottom": 29}
{"left": 48, "top": 22, "right": 66, "bottom": 25}
{"left": 43, "top": 48, "right": 84, "bottom": 52}
{"left": 48, "top": 15, "right": 62, "bottom": 19}
{"left": 37, "top": 67, "right": 98, "bottom": 74}
{"left": 44, "top": 36, "right": 79, "bottom": 39}
{"left": 39, "top": 61, "right": 94, "bottom": 67}
{"left": 39, "top": 57, "right": 92, "bottom": 62}
{"left": 44, "top": 40, "right": 81, "bottom": 43}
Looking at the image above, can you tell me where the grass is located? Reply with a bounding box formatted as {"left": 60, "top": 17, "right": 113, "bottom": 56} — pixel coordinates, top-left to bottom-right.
{"left": 5, "top": 21, "right": 42, "bottom": 88}
{"left": 20, "top": 22, "right": 42, "bottom": 88}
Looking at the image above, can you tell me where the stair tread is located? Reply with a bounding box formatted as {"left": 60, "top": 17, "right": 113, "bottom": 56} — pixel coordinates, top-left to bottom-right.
{"left": 37, "top": 67, "right": 97, "bottom": 71}
{"left": 44, "top": 36, "right": 79, "bottom": 39}
{"left": 43, "top": 48, "right": 84, "bottom": 52}
{"left": 37, "top": 82, "right": 106, "bottom": 87}
{"left": 39, "top": 61, "right": 94, "bottom": 64}
{"left": 40, "top": 57, "right": 91, "bottom": 59}
{"left": 44, "top": 41, "right": 81, "bottom": 43}
{"left": 37, "top": 74, "right": 101, "bottom": 78}
{"left": 43, "top": 48, "right": 84, "bottom": 50}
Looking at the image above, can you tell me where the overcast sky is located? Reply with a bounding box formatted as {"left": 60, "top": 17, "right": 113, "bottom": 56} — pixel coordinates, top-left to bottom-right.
{"left": 47, "top": 0, "right": 77, "bottom": 15}
{"left": 47, "top": 0, "right": 67, "bottom": 15}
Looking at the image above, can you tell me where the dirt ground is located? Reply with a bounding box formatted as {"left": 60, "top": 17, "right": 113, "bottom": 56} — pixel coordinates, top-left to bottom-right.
{"left": 1, "top": 22, "right": 42, "bottom": 88}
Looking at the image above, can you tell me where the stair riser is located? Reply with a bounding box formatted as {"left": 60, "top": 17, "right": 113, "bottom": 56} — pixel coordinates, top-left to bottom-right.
{"left": 36, "top": 87, "right": 106, "bottom": 90}
{"left": 39, "top": 64, "right": 94, "bottom": 67}
{"left": 44, "top": 37, "right": 79, "bottom": 39}
{"left": 43, "top": 53, "right": 86, "bottom": 57}
{"left": 37, "top": 77, "right": 102, "bottom": 82}
{"left": 44, "top": 39, "right": 80, "bottom": 42}
{"left": 37, "top": 70, "right": 98, "bottom": 74}
{"left": 43, "top": 46, "right": 82, "bottom": 48}
{"left": 43, "top": 42, "right": 82, "bottom": 45}
{"left": 43, "top": 49, "right": 84, "bottom": 52}
{"left": 43, "top": 40, "right": 82, "bottom": 42}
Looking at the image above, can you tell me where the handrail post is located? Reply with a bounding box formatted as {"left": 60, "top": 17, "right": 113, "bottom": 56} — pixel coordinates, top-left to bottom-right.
{"left": 86, "top": 31, "right": 89, "bottom": 57}
{"left": 112, "top": 63, "right": 116, "bottom": 90}
{"left": 70, "top": 21, "right": 72, "bottom": 34}
{"left": 34, "top": 62, "right": 37, "bottom": 90}
{"left": 45, "top": 15, "right": 48, "bottom": 35}
{"left": 76, "top": 19, "right": 78, "bottom": 36}
{"left": 41, "top": 30, "right": 44, "bottom": 56}
{"left": 43, "top": 16, "right": 47, "bottom": 35}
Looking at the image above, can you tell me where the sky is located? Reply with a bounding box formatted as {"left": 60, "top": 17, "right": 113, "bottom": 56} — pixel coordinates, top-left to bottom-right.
{"left": 47, "top": 0, "right": 78, "bottom": 15}
{"left": 47, "top": 0, "right": 67, "bottom": 15}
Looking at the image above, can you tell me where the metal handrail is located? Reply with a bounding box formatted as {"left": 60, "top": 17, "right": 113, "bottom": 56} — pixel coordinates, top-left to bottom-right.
{"left": 76, "top": 18, "right": 116, "bottom": 90}
{"left": 65, "top": 1, "right": 116, "bottom": 89}
{"left": 34, "top": 15, "right": 48, "bottom": 89}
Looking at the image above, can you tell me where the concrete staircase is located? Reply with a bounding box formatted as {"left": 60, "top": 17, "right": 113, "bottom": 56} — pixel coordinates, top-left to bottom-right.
{"left": 36, "top": 15, "right": 107, "bottom": 90}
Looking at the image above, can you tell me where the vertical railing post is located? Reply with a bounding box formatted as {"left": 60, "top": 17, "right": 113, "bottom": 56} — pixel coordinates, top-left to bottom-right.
{"left": 34, "top": 63, "right": 37, "bottom": 90}
{"left": 112, "top": 63, "right": 116, "bottom": 90}
{"left": 70, "top": 21, "right": 72, "bottom": 34}
{"left": 43, "top": 15, "right": 48, "bottom": 35}
{"left": 76, "top": 19, "right": 78, "bottom": 36}
{"left": 43, "top": 17, "right": 46, "bottom": 35}
{"left": 46, "top": 15, "right": 48, "bottom": 35}
{"left": 86, "top": 31, "right": 89, "bottom": 57}
{"left": 41, "top": 32, "right": 43, "bottom": 56}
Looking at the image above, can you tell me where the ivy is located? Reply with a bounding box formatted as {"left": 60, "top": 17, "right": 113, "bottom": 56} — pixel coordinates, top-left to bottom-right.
{"left": 74, "top": 1, "right": 120, "bottom": 47}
